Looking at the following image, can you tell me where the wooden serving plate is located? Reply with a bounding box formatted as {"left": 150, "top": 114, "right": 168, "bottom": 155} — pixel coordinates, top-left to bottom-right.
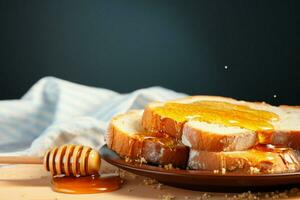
{"left": 100, "top": 145, "right": 300, "bottom": 192}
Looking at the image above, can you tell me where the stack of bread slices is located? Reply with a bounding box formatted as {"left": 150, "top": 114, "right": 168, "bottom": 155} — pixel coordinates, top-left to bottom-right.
{"left": 107, "top": 96, "right": 300, "bottom": 174}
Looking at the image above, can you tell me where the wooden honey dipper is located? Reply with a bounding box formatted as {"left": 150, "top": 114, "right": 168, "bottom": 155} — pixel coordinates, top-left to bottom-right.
{"left": 0, "top": 144, "right": 101, "bottom": 176}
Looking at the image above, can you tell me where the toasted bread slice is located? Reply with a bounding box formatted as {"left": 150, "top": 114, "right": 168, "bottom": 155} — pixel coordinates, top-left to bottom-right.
{"left": 107, "top": 110, "right": 189, "bottom": 167}
{"left": 142, "top": 96, "right": 300, "bottom": 150}
{"left": 188, "top": 145, "right": 300, "bottom": 174}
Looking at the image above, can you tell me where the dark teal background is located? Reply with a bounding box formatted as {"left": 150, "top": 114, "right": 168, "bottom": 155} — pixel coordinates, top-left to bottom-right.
{"left": 0, "top": 1, "right": 299, "bottom": 105}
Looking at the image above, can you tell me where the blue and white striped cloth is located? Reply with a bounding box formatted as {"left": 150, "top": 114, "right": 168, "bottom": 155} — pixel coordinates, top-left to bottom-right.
{"left": 0, "top": 77, "right": 186, "bottom": 156}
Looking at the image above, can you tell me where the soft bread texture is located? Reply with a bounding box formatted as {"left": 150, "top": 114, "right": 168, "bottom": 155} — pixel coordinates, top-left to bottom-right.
{"left": 107, "top": 110, "right": 189, "bottom": 167}
{"left": 182, "top": 121, "right": 257, "bottom": 151}
{"left": 142, "top": 96, "right": 300, "bottom": 151}
{"left": 188, "top": 147, "right": 300, "bottom": 174}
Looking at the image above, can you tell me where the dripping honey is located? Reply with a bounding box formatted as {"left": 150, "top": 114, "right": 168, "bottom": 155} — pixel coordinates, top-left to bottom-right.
{"left": 134, "top": 132, "right": 178, "bottom": 147}
{"left": 154, "top": 100, "right": 279, "bottom": 132}
{"left": 51, "top": 174, "right": 122, "bottom": 194}
{"left": 254, "top": 144, "right": 289, "bottom": 153}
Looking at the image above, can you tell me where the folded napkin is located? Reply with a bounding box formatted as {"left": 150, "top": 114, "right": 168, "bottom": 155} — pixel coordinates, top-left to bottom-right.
{"left": 0, "top": 77, "right": 186, "bottom": 156}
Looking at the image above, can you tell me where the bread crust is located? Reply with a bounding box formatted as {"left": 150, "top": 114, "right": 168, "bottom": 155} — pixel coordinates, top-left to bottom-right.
{"left": 107, "top": 111, "right": 189, "bottom": 167}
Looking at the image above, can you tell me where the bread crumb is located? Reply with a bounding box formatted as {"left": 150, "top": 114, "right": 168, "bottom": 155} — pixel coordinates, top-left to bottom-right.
{"left": 142, "top": 178, "right": 157, "bottom": 185}
{"left": 222, "top": 190, "right": 293, "bottom": 200}
{"left": 134, "top": 156, "right": 147, "bottom": 165}
{"left": 278, "top": 192, "right": 288, "bottom": 198}
{"left": 119, "top": 170, "right": 126, "bottom": 178}
{"left": 125, "top": 156, "right": 132, "bottom": 163}
{"left": 221, "top": 168, "right": 226, "bottom": 174}
{"left": 127, "top": 188, "right": 133, "bottom": 192}
{"left": 195, "top": 193, "right": 212, "bottom": 200}
{"left": 184, "top": 196, "right": 190, "bottom": 199}
{"left": 161, "top": 194, "right": 175, "bottom": 200}
{"left": 250, "top": 167, "right": 260, "bottom": 174}
{"left": 118, "top": 169, "right": 137, "bottom": 180}
{"left": 289, "top": 187, "right": 300, "bottom": 195}
{"left": 140, "top": 157, "right": 147, "bottom": 164}
{"left": 213, "top": 170, "right": 219, "bottom": 174}
{"left": 201, "top": 193, "right": 211, "bottom": 200}
{"left": 156, "top": 183, "right": 163, "bottom": 190}
{"left": 164, "top": 164, "right": 174, "bottom": 170}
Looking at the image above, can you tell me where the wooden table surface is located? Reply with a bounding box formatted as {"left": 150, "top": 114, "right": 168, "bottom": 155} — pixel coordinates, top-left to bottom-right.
{"left": 0, "top": 161, "right": 300, "bottom": 200}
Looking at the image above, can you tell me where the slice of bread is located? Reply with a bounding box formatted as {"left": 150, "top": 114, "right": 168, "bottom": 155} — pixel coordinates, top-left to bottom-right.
{"left": 182, "top": 121, "right": 257, "bottom": 151}
{"left": 188, "top": 145, "right": 300, "bottom": 174}
{"left": 142, "top": 96, "right": 300, "bottom": 151}
{"left": 107, "top": 110, "right": 189, "bottom": 168}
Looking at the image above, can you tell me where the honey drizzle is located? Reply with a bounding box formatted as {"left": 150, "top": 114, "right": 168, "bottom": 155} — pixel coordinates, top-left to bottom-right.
{"left": 134, "top": 132, "right": 177, "bottom": 147}
{"left": 154, "top": 100, "right": 279, "bottom": 132}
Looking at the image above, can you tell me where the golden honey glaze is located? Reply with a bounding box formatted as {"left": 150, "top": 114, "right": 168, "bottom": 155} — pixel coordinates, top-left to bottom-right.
{"left": 134, "top": 132, "right": 179, "bottom": 147}
{"left": 154, "top": 100, "right": 279, "bottom": 132}
{"left": 51, "top": 174, "right": 122, "bottom": 194}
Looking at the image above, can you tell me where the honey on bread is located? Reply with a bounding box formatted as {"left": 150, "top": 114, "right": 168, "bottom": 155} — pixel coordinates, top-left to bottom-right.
{"left": 134, "top": 132, "right": 178, "bottom": 147}
{"left": 153, "top": 101, "right": 279, "bottom": 131}
{"left": 153, "top": 100, "right": 280, "bottom": 144}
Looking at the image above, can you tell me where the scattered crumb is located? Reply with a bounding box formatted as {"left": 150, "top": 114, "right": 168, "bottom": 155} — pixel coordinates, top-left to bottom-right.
{"left": 124, "top": 156, "right": 148, "bottom": 165}
{"left": 134, "top": 156, "right": 147, "bottom": 165}
{"left": 289, "top": 187, "right": 300, "bottom": 195}
{"left": 125, "top": 156, "right": 132, "bottom": 163}
{"left": 278, "top": 192, "right": 288, "bottom": 198}
{"left": 118, "top": 169, "right": 137, "bottom": 180}
{"left": 221, "top": 168, "right": 226, "bottom": 174}
{"left": 221, "top": 188, "right": 300, "bottom": 200}
{"left": 157, "top": 183, "right": 163, "bottom": 189}
{"left": 213, "top": 170, "right": 219, "bottom": 174}
{"left": 164, "top": 164, "right": 174, "bottom": 170}
{"left": 140, "top": 157, "right": 147, "bottom": 164}
{"left": 127, "top": 188, "right": 133, "bottom": 192}
{"left": 160, "top": 194, "right": 175, "bottom": 200}
{"left": 195, "top": 193, "right": 212, "bottom": 200}
{"left": 142, "top": 178, "right": 158, "bottom": 186}
{"left": 250, "top": 166, "right": 260, "bottom": 174}
{"left": 184, "top": 196, "right": 190, "bottom": 199}
{"left": 119, "top": 169, "right": 126, "bottom": 178}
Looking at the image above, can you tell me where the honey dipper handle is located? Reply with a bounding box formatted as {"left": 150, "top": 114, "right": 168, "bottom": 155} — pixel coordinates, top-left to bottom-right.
{"left": 0, "top": 156, "right": 43, "bottom": 164}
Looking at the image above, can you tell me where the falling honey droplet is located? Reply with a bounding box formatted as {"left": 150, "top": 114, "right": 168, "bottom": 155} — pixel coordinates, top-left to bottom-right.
{"left": 51, "top": 174, "right": 122, "bottom": 194}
